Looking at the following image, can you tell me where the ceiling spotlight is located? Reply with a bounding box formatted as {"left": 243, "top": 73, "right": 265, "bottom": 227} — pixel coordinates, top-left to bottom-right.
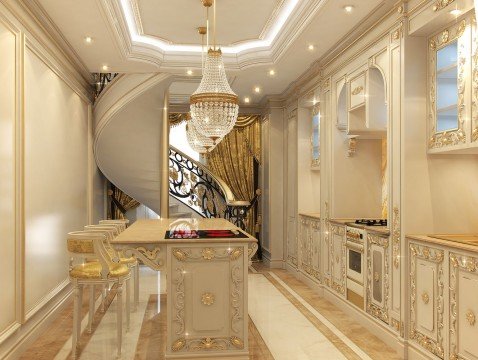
{"left": 187, "top": 69, "right": 193, "bottom": 75}
{"left": 102, "top": 65, "right": 109, "bottom": 71}
{"left": 244, "top": 97, "right": 250, "bottom": 103}
{"left": 344, "top": 5, "right": 354, "bottom": 13}
{"left": 308, "top": 44, "right": 315, "bottom": 51}
{"left": 269, "top": 69, "right": 276, "bottom": 76}
{"left": 449, "top": 9, "right": 461, "bottom": 16}
{"left": 85, "top": 36, "right": 93, "bottom": 44}
{"left": 254, "top": 86, "right": 261, "bottom": 93}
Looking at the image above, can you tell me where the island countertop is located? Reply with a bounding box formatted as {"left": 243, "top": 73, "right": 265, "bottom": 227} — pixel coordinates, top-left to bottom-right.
{"left": 329, "top": 218, "right": 390, "bottom": 236}
{"left": 299, "top": 213, "right": 321, "bottom": 219}
{"left": 111, "top": 218, "right": 257, "bottom": 245}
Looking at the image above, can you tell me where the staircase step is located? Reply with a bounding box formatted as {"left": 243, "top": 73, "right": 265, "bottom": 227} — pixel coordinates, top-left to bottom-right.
{"left": 169, "top": 211, "right": 193, "bottom": 218}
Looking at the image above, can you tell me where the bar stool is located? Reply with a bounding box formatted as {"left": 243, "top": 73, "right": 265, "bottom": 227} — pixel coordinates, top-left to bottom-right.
{"left": 99, "top": 219, "right": 129, "bottom": 231}
{"left": 67, "top": 231, "right": 131, "bottom": 359}
{"left": 85, "top": 224, "right": 140, "bottom": 311}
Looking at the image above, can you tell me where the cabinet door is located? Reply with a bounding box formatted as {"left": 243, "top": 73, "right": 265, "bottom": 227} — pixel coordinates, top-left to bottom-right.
{"left": 366, "top": 233, "right": 390, "bottom": 324}
{"left": 311, "top": 220, "right": 321, "bottom": 282}
{"left": 450, "top": 252, "right": 478, "bottom": 360}
{"left": 409, "top": 242, "right": 445, "bottom": 359}
{"left": 330, "top": 224, "right": 345, "bottom": 296}
{"left": 323, "top": 223, "right": 331, "bottom": 286}
{"left": 298, "top": 217, "right": 310, "bottom": 273}
{"left": 349, "top": 72, "right": 366, "bottom": 110}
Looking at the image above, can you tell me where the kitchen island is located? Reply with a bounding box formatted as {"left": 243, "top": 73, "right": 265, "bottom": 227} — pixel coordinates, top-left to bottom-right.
{"left": 111, "top": 218, "right": 257, "bottom": 360}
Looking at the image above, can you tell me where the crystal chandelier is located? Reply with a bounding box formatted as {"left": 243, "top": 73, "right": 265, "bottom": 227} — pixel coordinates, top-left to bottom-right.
{"left": 186, "top": 118, "right": 215, "bottom": 153}
{"left": 190, "top": 0, "right": 239, "bottom": 142}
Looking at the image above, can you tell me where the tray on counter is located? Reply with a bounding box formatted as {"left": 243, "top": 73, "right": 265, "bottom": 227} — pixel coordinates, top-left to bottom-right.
{"left": 165, "top": 229, "right": 249, "bottom": 239}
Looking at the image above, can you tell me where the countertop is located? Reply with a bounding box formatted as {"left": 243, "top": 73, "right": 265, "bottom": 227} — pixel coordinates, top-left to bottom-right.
{"left": 407, "top": 234, "right": 478, "bottom": 253}
{"left": 299, "top": 213, "right": 320, "bottom": 219}
{"left": 329, "top": 218, "right": 390, "bottom": 236}
{"left": 112, "top": 218, "right": 257, "bottom": 244}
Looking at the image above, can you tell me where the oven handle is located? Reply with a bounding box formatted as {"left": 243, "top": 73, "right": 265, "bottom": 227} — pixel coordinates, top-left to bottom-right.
{"left": 346, "top": 241, "right": 364, "bottom": 253}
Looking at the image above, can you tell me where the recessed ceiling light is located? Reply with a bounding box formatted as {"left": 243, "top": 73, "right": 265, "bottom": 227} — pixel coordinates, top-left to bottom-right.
{"left": 344, "top": 5, "right": 354, "bottom": 13}
{"left": 187, "top": 69, "right": 193, "bottom": 75}
{"left": 244, "top": 97, "right": 250, "bottom": 103}
{"left": 308, "top": 44, "right": 315, "bottom": 51}
{"left": 269, "top": 69, "right": 276, "bottom": 76}
{"left": 254, "top": 86, "right": 261, "bottom": 93}
{"left": 102, "top": 65, "right": 109, "bottom": 71}
{"left": 449, "top": 9, "right": 461, "bottom": 16}
{"left": 85, "top": 36, "right": 93, "bottom": 44}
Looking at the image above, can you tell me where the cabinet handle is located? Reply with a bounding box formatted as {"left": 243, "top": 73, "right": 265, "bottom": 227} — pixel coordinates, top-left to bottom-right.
{"left": 352, "top": 85, "right": 364, "bottom": 95}
{"left": 466, "top": 310, "right": 476, "bottom": 326}
{"left": 421, "top": 292, "right": 430, "bottom": 305}
{"left": 374, "top": 271, "right": 380, "bottom": 282}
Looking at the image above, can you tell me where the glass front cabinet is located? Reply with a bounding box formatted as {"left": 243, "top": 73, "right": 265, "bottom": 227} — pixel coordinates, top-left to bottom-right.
{"left": 428, "top": 16, "right": 478, "bottom": 153}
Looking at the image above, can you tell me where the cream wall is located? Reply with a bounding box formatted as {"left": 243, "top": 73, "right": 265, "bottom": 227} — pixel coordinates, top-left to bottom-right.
{"left": 0, "top": 2, "right": 103, "bottom": 358}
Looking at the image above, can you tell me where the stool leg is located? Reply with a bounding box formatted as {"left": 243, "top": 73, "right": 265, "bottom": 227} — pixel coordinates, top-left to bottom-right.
{"left": 116, "top": 281, "right": 123, "bottom": 358}
{"left": 87, "top": 284, "right": 95, "bottom": 333}
{"left": 72, "top": 283, "right": 83, "bottom": 359}
{"left": 101, "top": 284, "right": 106, "bottom": 313}
{"left": 134, "top": 264, "right": 139, "bottom": 312}
{"left": 126, "top": 278, "right": 131, "bottom": 332}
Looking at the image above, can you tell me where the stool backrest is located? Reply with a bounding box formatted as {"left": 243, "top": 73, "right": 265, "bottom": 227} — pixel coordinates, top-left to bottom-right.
{"left": 67, "top": 231, "right": 115, "bottom": 279}
{"left": 99, "top": 220, "right": 127, "bottom": 231}
{"left": 84, "top": 224, "right": 120, "bottom": 237}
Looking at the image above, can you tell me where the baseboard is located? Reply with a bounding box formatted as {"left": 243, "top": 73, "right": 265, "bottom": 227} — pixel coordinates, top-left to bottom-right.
{"left": 407, "top": 342, "right": 437, "bottom": 360}
{"left": 0, "top": 283, "right": 73, "bottom": 360}
{"left": 262, "top": 253, "right": 285, "bottom": 269}
{"left": 285, "top": 262, "right": 299, "bottom": 275}
{"left": 321, "top": 287, "right": 406, "bottom": 357}
{"left": 297, "top": 271, "right": 324, "bottom": 296}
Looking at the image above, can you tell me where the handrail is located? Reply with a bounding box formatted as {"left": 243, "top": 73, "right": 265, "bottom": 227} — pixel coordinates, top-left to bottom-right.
{"left": 169, "top": 146, "right": 250, "bottom": 229}
{"left": 170, "top": 146, "right": 250, "bottom": 207}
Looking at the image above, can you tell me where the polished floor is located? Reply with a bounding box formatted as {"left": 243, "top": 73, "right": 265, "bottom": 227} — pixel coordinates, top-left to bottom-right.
{"left": 21, "top": 265, "right": 402, "bottom": 360}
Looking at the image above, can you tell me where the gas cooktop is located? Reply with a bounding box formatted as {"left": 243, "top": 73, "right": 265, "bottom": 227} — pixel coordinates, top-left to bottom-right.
{"left": 353, "top": 219, "right": 387, "bottom": 227}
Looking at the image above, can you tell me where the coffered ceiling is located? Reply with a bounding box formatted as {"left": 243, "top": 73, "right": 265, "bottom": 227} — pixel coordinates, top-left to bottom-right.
{"left": 34, "top": 0, "right": 396, "bottom": 106}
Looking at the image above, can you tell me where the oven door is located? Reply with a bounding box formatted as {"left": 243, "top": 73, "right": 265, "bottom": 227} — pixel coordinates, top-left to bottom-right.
{"left": 346, "top": 241, "right": 364, "bottom": 285}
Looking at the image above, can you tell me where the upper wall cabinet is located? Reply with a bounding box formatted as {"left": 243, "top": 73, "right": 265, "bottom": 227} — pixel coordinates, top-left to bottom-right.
{"left": 428, "top": 16, "right": 478, "bottom": 153}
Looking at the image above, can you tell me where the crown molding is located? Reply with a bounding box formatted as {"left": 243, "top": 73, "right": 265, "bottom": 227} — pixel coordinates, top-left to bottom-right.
{"left": 99, "top": 0, "right": 326, "bottom": 71}
{"left": 14, "top": 0, "right": 93, "bottom": 86}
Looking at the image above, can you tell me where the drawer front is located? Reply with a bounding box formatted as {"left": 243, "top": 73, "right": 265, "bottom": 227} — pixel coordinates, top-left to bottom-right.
{"left": 349, "top": 72, "right": 366, "bottom": 110}
{"left": 409, "top": 243, "right": 445, "bottom": 359}
{"left": 450, "top": 253, "right": 478, "bottom": 360}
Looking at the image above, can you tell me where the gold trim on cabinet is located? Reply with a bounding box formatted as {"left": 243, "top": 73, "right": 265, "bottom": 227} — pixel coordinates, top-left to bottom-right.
{"left": 466, "top": 310, "right": 476, "bottom": 326}
{"left": 392, "top": 207, "right": 400, "bottom": 269}
{"left": 201, "top": 292, "right": 215, "bottom": 306}
{"left": 351, "top": 86, "right": 364, "bottom": 95}
{"left": 432, "top": 0, "right": 456, "bottom": 12}
{"left": 421, "top": 292, "right": 430, "bottom": 304}
{"left": 428, "top": 20, "right": 467, "bottom": 150}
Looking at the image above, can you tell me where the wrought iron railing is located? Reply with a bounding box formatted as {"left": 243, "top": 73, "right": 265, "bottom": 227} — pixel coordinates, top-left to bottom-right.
{"left": 169, "top": 147, "right": 250, "bottom": 229}
{"left": 93, "top": 72, "right": 119, "bottom": 101}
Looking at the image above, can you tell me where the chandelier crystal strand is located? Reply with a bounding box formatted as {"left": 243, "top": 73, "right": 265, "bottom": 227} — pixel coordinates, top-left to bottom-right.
{"left": 190, "top": 0, "right": 239, "bottom": 141}
{"left": 186, "top": 120, "right": 215, "bottom": 153}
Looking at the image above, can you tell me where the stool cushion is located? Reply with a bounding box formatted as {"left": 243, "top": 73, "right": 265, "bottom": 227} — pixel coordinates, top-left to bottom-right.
{"left": 120, "top": 256, "right": 137, "bottom": 265}
{"left": 69, "top": 262, "right": 130, "bottom": 279}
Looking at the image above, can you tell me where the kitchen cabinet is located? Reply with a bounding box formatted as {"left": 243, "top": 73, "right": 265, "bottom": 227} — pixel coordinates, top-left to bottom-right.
{"left": 298, "top": 215, "right": 321, "bottom": 283}
{"left": 330, "top": 223, "right": 346, "bottom": 296}
{"left": 349, "top": 72, "right": 366, "bottom": 110}
{"left": 449, "top": 251, "right": 478, "bottom": 360}
{"left": 428, "top": 15, "right": 478, "bottom": 153}
{"left": 409, "top": 241, "right": 445, "bottom": 359}
{"left": 366, "top": 232, "right": 390, "bottom": 324}
{"left": 286, "top": 216, "right": 298, "bottom": 268}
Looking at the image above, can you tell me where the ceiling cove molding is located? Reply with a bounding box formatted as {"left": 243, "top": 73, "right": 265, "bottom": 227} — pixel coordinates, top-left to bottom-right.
{"left": 99, "top": 0, "right": 326, "bottom": 70}
{"left": 17, "top": 0, "right": 93, "bottom": 86}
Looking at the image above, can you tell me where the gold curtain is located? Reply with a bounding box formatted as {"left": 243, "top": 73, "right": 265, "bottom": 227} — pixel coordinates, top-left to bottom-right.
{"left": 109, "top": 186, "right": 140, "bottom": 220}
{"left": 205, "top": 119, "right": 261, "bottom": 234}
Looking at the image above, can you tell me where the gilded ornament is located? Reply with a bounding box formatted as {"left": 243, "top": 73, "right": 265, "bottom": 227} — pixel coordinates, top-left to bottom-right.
{"left": 171, "top": 338, "right": 186, "bottom": 352}
{"left": 429, "top": 40, "right": 436, "bottom": 50}
{"left": 173, "top": 249, "right": 188, "bottom": 261}
{"left": 457, "top": 20, "right": 466, "bottom": 38}
{"left": 466, "top": 310, "right": 476, "bottom": 326}
{"left": 392, "top": 29, "right": 400, "bottom": 41}
{"left": 472, "top": 128, "right": 478, "bottom": 142}
{"left": 351, "top": 86, "right": 363, "bottom": 95}
{"left": 135, "top": 246, "right": 160, "bottom": 260}
{"left": 432, "top": 0, "right": 456, "bottom": 12}
{"left": 397, "top": 5, "right": 404, "bottom": 13}
{"left": 441, "top": 30, "right": 449, "bottom": 44}
{"left": 392, "top": 206, "right": 400, "bottom": 269}
{"left": 466, "top": 259, "right": 477, "bottom": 272}
{"left": 201, "top": 292, "right": 215, "bottom": 306}
{"left": 422, "top": 292, "right": 430, "bottom": 304}
{"left": 374, "top": 271, "right": 380, "bottom": 282}
{"left": 202, "top": 248, "right": 216, "bottom": 260}
{"left": 67, "top": 239, "right": 94, "bottom": 254}
{"left": 229, "top": 248, "right": 243, "bottom": 260}
{"left": 230, "top": 336, "right": 244, "bottom": 349}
